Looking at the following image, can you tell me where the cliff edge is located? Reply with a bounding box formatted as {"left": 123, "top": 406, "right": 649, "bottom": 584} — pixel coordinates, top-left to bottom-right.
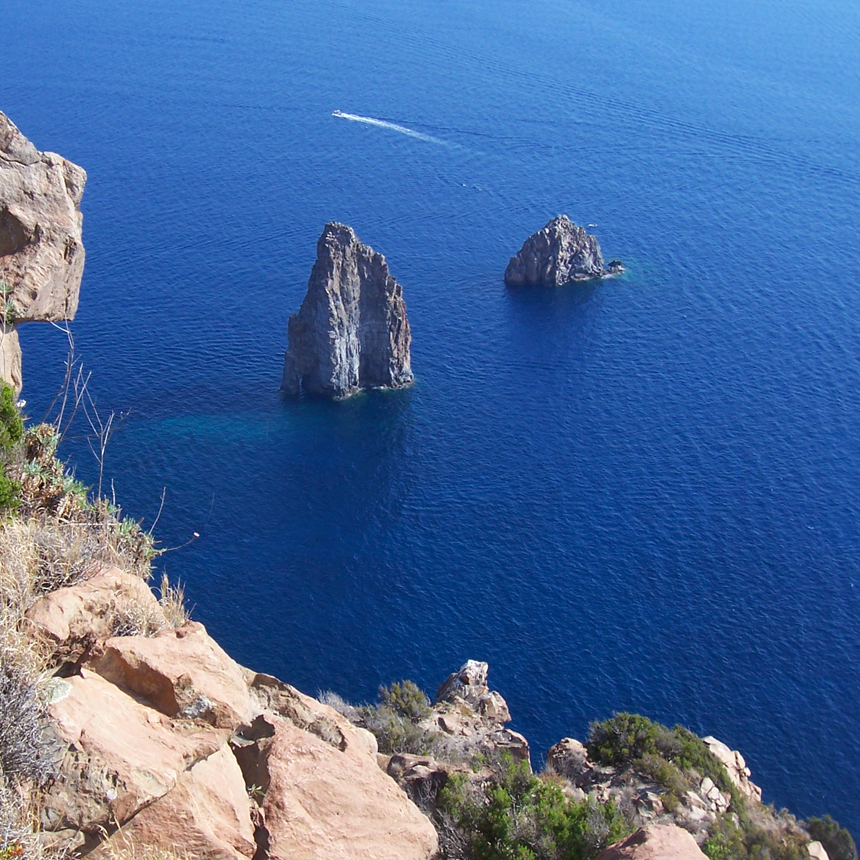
{"left": 0, "top": 112, "right": 86, "bottom": 390}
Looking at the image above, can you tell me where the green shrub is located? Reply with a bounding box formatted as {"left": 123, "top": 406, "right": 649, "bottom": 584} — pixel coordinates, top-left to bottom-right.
{"left": 0, "top": 383, "right": 23, "bottom": 513}
{"left": 351, "top": 680, "right": 441, "bottom": 755}
{"left": 379, "top": 680, "right": 432, "bottom": 721}
{"left": 438, "top": 755, "right": 630, "bottom": 860}
{"left": 587, "top": 714, "right": 740, "bottom": 806}
{"left": 703, "top": 809, "right": 812, "bottom": 860}
{"left": 0, "top": 384, "right": 22, "bottom": 450}
{"left": 806, "top": 816, "right": 858, "bottom": 860}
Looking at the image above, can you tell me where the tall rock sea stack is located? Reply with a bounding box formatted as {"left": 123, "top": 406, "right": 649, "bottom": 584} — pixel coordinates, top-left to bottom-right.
{"left": 0, "top": 112, "right": 86, "bottom": 390}
{"left": 282, "top": 222, "right": 413, "bottom": 399}
{"left": 504, "top": 214, "right": 623, "bottom": 287}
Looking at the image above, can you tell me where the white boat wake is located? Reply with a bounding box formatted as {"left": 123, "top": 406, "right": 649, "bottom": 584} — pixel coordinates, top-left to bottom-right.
{"left": 332, "top": 110, "right": 446, "bottom": 145}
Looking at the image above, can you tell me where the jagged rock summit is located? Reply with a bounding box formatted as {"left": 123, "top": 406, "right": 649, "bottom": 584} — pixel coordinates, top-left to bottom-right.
{"left": 504, "top": 214, "right": 623, "bottom": 287}
{"left": 0, "top": 111, "right": 86, "bottom": 390}
{"left": 282, "top": 222, "right": 413, "bottom": 399}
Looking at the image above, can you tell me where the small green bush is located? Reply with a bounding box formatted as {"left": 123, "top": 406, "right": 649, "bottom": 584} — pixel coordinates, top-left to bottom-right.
{"left": 379, "top": 680, "right": 432, "bottom": 721}
{"left": 350, "top": 680, "right": 442, "bottom": 755}
{"left": 703, "top": 808, "right": 813, "bottom": 860}
{"left": 438, "top": 755, "right": 630, "bottom": 860}
{"left": 806, "top": 816, "right": 858, "bottom": 860}
{"left": 0, "top": 384, "right": 22, "bottom": 450}
{"left": 0, "top": 383, "right": 23, "bottom": 513}
{"left": 587, "top": 713, "right": 739, "bottom": 806}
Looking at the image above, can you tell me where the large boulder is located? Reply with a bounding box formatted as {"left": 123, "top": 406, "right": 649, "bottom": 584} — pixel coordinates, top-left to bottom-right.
{"left": 252, "top": 714, "right": 438, "bottom": 860}
{"left": 41, "top": 669, "right": 226, "bottom": 833}
{"left": 0, "top": 112, "right": 86, "bottom": 389}
{"left": 26, "top": 565, "right": 166, "bottom": 664}
{"left": 282, "top": 222, "right": 413, "bottom": 398}
{"left": 89, "top": 746, "right": 257, "bottom": 860}
{"left": 595, "top": 824, "right": 709, "bottom": 860}
{"left": 504, "top": 215, "right": 623, "bottom": 287}
{"left": 92, "top": 621, "right": 255, "bottom": 730}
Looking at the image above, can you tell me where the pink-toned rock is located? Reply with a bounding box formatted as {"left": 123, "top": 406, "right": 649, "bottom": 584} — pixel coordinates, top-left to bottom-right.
{"left": 42, "top": 669, "right": 225, "bottom": 833}
{"left": 248, "top": 672, "right": 377, "bottom": 758}
{"left": 90, "top": 746, "right": 256, "bottom": 860}
{"left": 702, "top": 736, "right": 763, "bottom": 801}
{"left": 92, "top": 621, "right": 254, "bottom": 729}
{"left": 26, "top": 566, "right": 165, "bottom": 662}
{"left": 260, "top": 715, "right": 437, "bottom": 860}
{"left": 595, "top": 825, "right": 709, "bottom": 860}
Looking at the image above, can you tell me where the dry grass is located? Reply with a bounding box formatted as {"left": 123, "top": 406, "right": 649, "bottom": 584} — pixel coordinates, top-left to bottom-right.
{"left": 99, "top": 823, "right": 190, "bottom": 860}
{"left": 157, "top": 574, "right": 189, "bottom": 629}
{"left": 0, "top": 422, "right": 176, "bottom": 852}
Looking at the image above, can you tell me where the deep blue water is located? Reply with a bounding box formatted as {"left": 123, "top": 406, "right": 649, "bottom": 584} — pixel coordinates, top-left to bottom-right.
{"left": 3, "top": 0, "right": 860, "bottom": 832}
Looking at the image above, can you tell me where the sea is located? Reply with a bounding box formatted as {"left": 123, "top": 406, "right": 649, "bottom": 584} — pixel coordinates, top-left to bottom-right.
{"left": 2, "top": 0, "right": 860, "bottom": 833}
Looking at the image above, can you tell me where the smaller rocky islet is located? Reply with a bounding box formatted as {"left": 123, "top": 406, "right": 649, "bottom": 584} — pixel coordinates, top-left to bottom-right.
{"left": 281, "top": 215, "right": 623, "bottom": 399}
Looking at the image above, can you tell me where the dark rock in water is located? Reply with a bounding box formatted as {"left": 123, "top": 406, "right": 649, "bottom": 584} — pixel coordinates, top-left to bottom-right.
{"left": 504, "top": 214, "right": 623, "bottom": 286}
{"left": 281, "top": 222, "right": 413, "bottom": 399}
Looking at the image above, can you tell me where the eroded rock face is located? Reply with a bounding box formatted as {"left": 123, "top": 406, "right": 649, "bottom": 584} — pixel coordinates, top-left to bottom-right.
{"left": 26, "top": 565, "right": 167, "bottom": 664}
{"left": 282, "top": 222, "right": 413, "bottom": 398}
{"left": 595, "top": 824, "right": 709, "bottom": 860}
{"left": 0, "top": 112, "right": 86, "bottom": 389}
{"left": 92, "top": 621, "right": 255, "bottom": 730}
{"left": 504, "top": 215, "right": 623, "bottom": 287}
{"left": 89, "top": 746, "right": 257, "bottom": 860}
{"left": 259, "top": 715, "right": 438, "bottom": 860}
{"left": 429, "top": 659, "right": 530, "bottom": 765}
{"left": 42, "top": 669, "right": 226, "bottom": 833}
{"left": 702, "top": 736, "right": 763, "bottom": 801}
{"left": 38, "top": 577, "right": 436, "bottom": 860}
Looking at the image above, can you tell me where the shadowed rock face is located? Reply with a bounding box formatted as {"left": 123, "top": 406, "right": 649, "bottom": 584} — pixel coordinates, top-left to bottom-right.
{"left": 282, "top": 223, "right": 413, "bottom": 399}
{"left": 504, "top": 214, "right": 623, "bottom": 287}
{"left": 0, "top": 112, "right": 87, "bottom": 390}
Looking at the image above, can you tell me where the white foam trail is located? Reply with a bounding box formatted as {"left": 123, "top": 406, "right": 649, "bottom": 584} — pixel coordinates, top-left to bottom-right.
{"left": 332, "top": 110, "right": 446, "bottom": 145}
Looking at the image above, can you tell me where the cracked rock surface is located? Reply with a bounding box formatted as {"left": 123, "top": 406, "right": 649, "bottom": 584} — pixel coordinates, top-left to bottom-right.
{"left": 0, "top": 112, "right": 86, "bottom": 390}
{"left": 282, "top": 222, "right": 413, "bottom": 399}
{"left": 504, "top": 214, "right": 623, "bottom": 287}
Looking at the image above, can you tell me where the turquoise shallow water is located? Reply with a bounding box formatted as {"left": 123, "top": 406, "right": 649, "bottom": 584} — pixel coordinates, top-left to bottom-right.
{"left": 3, "top": 0, "right": 860, "bottom": 830}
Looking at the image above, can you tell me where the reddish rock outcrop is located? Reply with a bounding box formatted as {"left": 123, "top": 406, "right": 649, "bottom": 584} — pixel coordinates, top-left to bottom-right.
{"left": 595, "top": 824, "right": 709, "bottom": 860}
{"left": 90, "top": 746, "right": 256, "bottom": 860}
{"left": 92, "top": 622, "right": 254, "bottom": 729}
{"left": 26, "top": 565, "right": 166, "bottom": 663}
{"left": 257, "top": 715, "right": 438, "bottom": 860}
{"left": 41, "top": 669, "right": 226, "bottom": 833}
{"left": 36, "top": 583, "right": 437, "bottom": 860}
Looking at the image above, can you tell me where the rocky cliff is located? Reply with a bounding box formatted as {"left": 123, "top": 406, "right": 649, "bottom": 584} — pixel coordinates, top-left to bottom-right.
{"left": 0, "top": 112, "right": 86, "bottom": 390}
{"left": 504, "top": 214, "right": 623, "bottom": 287}
{"left": 282, "top": 222, "right": 413, "bottom": 399}
{"left": 26, "top": 569, "right": 438, "bottom": 860}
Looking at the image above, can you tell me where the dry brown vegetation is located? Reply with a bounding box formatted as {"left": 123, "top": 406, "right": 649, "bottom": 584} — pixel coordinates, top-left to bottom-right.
{"left": 0, "top": 412, "right": 189, "bottom": 858}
